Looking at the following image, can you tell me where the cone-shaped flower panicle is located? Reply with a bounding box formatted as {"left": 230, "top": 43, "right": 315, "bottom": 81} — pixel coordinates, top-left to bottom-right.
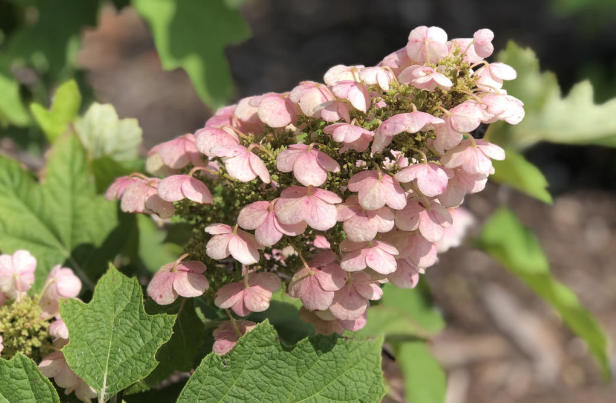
{"left": 441, "top": 139, "right": 505, "bottom": 175}
{"left": 288, "top": 252, "right": 347, "bottom": 311}
{"left": 237, "top": 200, "right": 306, "bottom": 247}
{"left": 276, "top": 144, "right": 340, "bottom": 187}
{"left": 158, "top": 174, "right": 213, "bottom": 204}
{"left": 215, "top": 272, "right": 281, "bottom": 316}
{"left": 395, "top": 199, "right": 453, "bottom": 242}
{"left": 337, "top": 196, "right": 394, "bottom": 242}
{"left": 212, "top": 320, "right": 257, "bottom": 355}
{"left": 275, "top": 186, "right": 342, "bottom": 231}
{"left": 329, "top": 271, "right": 383, "bottom": 320}
{"left": 147, "top": 258, "right": 209, "bottom": 305}
{"left": 406, "top": 26, "right": 449, "bottom": 63}
{"left": 194, "top": 127, "right": 240, "bottom": 157}
{"left": 211, "top": 144, "right": 271, "bottom": 184}
{"left": 348, "top": 170, "right": 406, "bottom": 211}
{"left": 372, "top": 112, "right": 444, "bottom": 153}
{"left": 0, "top": 250, "right": 36, "bottom": 299}
{"left": 205, "top": 224, "right": 264, "bottom": 265}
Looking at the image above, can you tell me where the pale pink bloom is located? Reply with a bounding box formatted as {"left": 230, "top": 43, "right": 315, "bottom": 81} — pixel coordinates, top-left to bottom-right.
{"left": 323, "top": 123, "right": 374, "bottom": 153}
{"left": 329, "top": 271, "right": 382, "bottom": 320}
{"left": 205, "top": 104, "right": 235, "bottom": 128}
{"left": 382, "top": 230, "right": 438, "bottom": 268}
{"left": 372, "top": 112, "right": 444, "bottom": 153}
{"left": 254, "top": 93, "right": 298, "bottom": 128}
{"left": 289, "top": 81, "right": 331, "bottom": 117}
{"left": 158, "top": 134, "right": 203, "bottom": 169}
{"left": 331, "top": 80, "right": 371, "bottom": 113}
{"left": 39, "top": 265, "right": 82, "bottom": 318}
{"left": 347, "top": 170, "right": 407, "bottom": 211}
{"left": 395, "top": 162, "right": 450, "bottom": 197}
{"left": 0, "top": 250, "right": 36, "bottom": 299}
{"left": 406, "top": 26, "right": 449, "bottom": 63}
{"left": 441, "top": 139, "right": 505, "bottom": 175}
{"left": 447, "top": 38, "right": 483, "bottom": 64}
{"left": 313, "top": 235, "right": 331, "bottom": 249}
{"left": 148, "top": 260, "right": 208, "bottom": 305}
{"left": 438, "top": 168, "right": 489, "bottom": 207}
{"left": 480, "top": 94, "right": 525, "bottom": 125}
{"left": 299, "top": 307, "right": 367, "bottom": 335}
{"left": 388, "top": 258, "right": 424, "bottom": 289}
{"left": 120, "top": 179, "right": 175, "bottom": 219}
{"left": 339, "top": 239, "right": 399, "bottom": 275}
{"left": 211, "top": 144, "right": 271, "bottom": 184}
{"left": 359, "top": 66, "right": 395, "bottom": 91}
{"left": 105, "top": 175, "right": 144, "bottom": 201}
{"left": 39, "top": 352, "right": 97, "bottom": 402}
{"left": 145, "top": 144, "right": 175, "bottom": 177}
{"left": 395, "top": 199, "right": 453, "bottom": 242}
{"left": 399, "top": 66, "right": 453, "bottom": 91}
{"left": 194, "top": 127, "right": 240, "bottom": 157}
{"left": 436, "top": 207, "right": 475, "bottom": 253}
{"left": 434, "top": 101, "right": 483, "bottom": 152}
{"left": 212, "top": 320, "right": 257, "bottom": 355}
{"left": 49, "top": 317, "right": 69, "bottom": 340}
{"left": 475, "top": 63, "right": 517, "bottom": 92}
{"left": 288, "top": 255, "right": 348, "bottom": 311}
{"left": 275, "top": 186, "right": 342, "bottom": 231}
{"left": 214, "top": 272, "right": 281, "bottom": 316}
{"left": 337, "top": 196, "right": 394, "bottom": 242}
{"left": 474, "top": 29, "right": 494, "bottom": 58}
{"left": 237, "top": 200, "right": 306, "bottom": 247}
{"left": 234, "top": 97, "right": 265, "bottom": 134}
{"left": 276, "top": 144, "right": 340, "bottom": 187}
{"left": 379, "top": 47, "right": 413, "bottom": 76}
{"left": 323, "top": 64, "right": 363, "bottom": 86}
{"left": 204, "top": 224, "right": 264, "bottom": 265}
{"left": 158, "top": 175, "right": 213, "bottom": 204}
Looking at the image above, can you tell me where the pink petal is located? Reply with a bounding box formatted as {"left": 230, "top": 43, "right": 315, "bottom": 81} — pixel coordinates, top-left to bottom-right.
{"left": 388, "top": 258, "right": 421, "bottom": 288}
{"left": 206, "top": 233, "right": 233, "bottom": 260}
{"left": 237, "top": 201, "right": 270, "bottom": 230}
{"left": 330, "top": 285, "right": 369, "bottom": 320}
{"left": 229, "top": 232, "right": 261, "bottom": 265}
{"left": 182, "top": 177, "right": 213, "bottom": 204}
{"left": 214, "top": 282, "right": 244, "bottom": 309}
{"left": 173, "top": 271, "right": 209, "bottom": 298}
{"left": 315, "top": 263, "right": 348, "bottom": 292}
{"left": 158, "top": 175, "right": 188, "bottom": 202}
{"left": 204, "top": 223, "right": 233, "bottom": 235}
{"left": 364, "top": 247, "right": 398, "bottom": 275}
{"left": 249, "top": 154, "right": 271, "bottom": 183}
{"left": 304, "top": 197, "right": 339, "bottom": 231}
{"left": 294, "top": 152, "right": 327, "bottom": 187}
{"left": 147, "top": 270, "right": 178, "bottom": 305}
{"left": 258, "top": 95, "right": 297, "bottom": 128}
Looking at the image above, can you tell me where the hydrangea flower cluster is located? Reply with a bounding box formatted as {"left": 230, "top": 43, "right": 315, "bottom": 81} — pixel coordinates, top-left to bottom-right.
{"left": 0, "top": 250, "right": 94, "bottom": 402}
{"left": 108, "top": 26, "right": 523, "bottom": 353}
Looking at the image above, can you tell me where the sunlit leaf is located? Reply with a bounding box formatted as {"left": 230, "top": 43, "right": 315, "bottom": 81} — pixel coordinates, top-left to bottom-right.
{"left": 0, "top": 353, "right": 60, "bottom": 403}
{"left": 395, "top": 341, "right": 446, "bottom": 403}
{"left": 491, "top": 148, "right": 552, "bottom": 204}
{"left": 30, "top": 80, "right": 82, "bottom": 142}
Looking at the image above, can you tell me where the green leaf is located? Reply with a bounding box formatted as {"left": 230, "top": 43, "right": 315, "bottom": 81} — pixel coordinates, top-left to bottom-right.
{"left": 74, "top": 103, "right": 143, "bottom": 162}
{"left": 60, "top": 266, "right": 176, "bottom": 401}
{"left": 132, "top": 0, "right": 251, "bottom": 107}
{"left": 91, "top": 157, "right": 144, "bottom": 194}
{"left": 0, "top": 68, "right": 30, "bottom": 127}
{"left": 30, "top": 80, "right": 82, "bottom": 142}
{"left": 490, "top": 149, "right": 552, "bottom": 204}
{"left": 0, "top": 353, "right": 60, "bottom": 403}
{"left": 394, "top": 341, "right": 446, "bottom": 403}
{"left": 136, "top": 215, "right": 184, "bottom": 273}
{"left": 0, "top": 134, "right": 135, "bottom": 289}
{"left": 488, "top": 42, "right": 616, "bottom": 148}
{"left": 357, "top": 283, "right": 445, "bottom": 341}
{"left": 477, "top": 208, "right": 611, "bottom": 377}
{"left": 177, "top": 321, "right": 385, "bottom": 403}
{"left": 127, "top": 299, "right": 205, "bottom": 394}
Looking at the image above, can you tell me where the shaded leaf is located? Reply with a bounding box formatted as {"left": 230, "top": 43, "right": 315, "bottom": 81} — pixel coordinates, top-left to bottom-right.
{"left": 74, "top": 103, "right": 143, "bottom": 162}
{"left": 133, "top": 0, "right": 251, "bottom": 107}
{"left": 477, "top": 208, "right": 610, "bottom": 377}
{"left": 30, "top": 80, "right": 82, "bottom": 142}
{"left": 491, "top": 149, "right": 552, "bottom": 204}
{"left": 0, "top": 68, "right": 29, "bottom": 127}
{"left": 488, "top": 42, "right": 616, "bottom": 148}
{"left": 394, "top": 341, "right": 446, "bottom": 403}
{"left": 60, "top": 266, "right": 176, "bottom": 401}
{"left": 0, "top": 353, "right": 60, "bottom": 403}
{"left": 177, "top": 321, "right": 385, "bottom": 403}
{"left": 136, "top": 215, "right": 183, "bottom": 273}
{"left": 0, "top": 134, "right": 135, "bottom": 289}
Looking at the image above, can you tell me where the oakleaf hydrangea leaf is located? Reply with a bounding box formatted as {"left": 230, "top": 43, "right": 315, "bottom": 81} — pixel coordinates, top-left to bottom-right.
{"left": 477, "top": 208, "right": 610, "bottom": 378}
{"left": 177, "top": 321, "right": 385, "bottom": 403}
{"left": 394, "top": 341, "right": 446, "bottom": 403}
{"left": 30, "top": 80, "right": 82, "bottom": 143}
{"left": 490, "top": 149, "right": 553, "bottom": 204}
{"left": 133, "top": 0, "right": 251, "bottom": 107}
{"left": 0, "top": 67, "right": 29, "bottom": 127}
{"left": 488, "top": 42, "right": 616, "bottom": 149}
{"left": 0, "top": 353, "right": 60, "bottom": 403}
{"left": 74, "top": 103, "right": 143, "bottom": 162}
{"left": 0, "top": 134, "right": 134, "bottom": 289}
{"left": 60, "top": 266, "right": 176, "bottom": 402}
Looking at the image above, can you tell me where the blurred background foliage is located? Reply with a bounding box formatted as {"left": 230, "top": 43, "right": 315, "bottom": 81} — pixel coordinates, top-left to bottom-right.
{"left": 1, "top": 0, "right": 615, "bottom": 402}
